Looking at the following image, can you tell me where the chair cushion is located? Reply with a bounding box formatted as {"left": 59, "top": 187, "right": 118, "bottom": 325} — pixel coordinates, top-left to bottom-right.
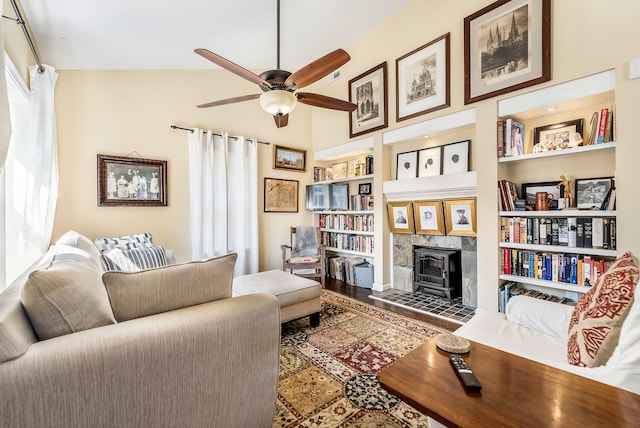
{"left": 102, "top": 252, "right": 237, "bottom": 322}
{"left": 287, "top": 256, "right": 320, "bottom": 264}
{"left": 21, "top": 246, "right": 117, "bottom": 340}
{"left": 567, "top": 252, "right": 639, "bottom": 367}
{"left": 102, "top": 246, "right": 168, "bottom": 271}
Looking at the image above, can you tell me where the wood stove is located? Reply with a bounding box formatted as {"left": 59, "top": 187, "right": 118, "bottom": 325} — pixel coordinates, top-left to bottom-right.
{"left": 413, "top": 246, "right": 462, "bottom": 302}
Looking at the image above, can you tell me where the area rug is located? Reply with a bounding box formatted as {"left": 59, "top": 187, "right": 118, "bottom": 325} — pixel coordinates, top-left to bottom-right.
{"left": 273, "top": 289, "right": 453, "bottom": 427}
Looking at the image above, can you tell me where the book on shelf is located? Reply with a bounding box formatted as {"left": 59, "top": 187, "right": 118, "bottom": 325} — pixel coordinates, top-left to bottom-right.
{"left": 501, "top": 118, "right": 525, "bottom": 157}
{"left": 497, "top": 179, "right": 520, "bottom": 211}
{"left": 497, "top": 120, "right": 505, "bottom": 158}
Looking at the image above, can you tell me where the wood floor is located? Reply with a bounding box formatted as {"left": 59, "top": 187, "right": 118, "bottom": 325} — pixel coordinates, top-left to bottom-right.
{"left": 324, "top": 277, "right": 459, "bottom": 331}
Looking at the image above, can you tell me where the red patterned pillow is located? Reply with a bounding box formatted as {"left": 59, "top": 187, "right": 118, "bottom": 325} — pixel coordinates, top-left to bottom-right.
{"left": 568, "top": 252, "right": 639, "bottom": 367}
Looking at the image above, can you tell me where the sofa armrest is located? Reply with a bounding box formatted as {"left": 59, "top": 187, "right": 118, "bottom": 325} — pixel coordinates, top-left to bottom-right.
{"left": 0, "top": 293, "right": 280, "bottom": 428}
{"left": 506, "top": 295, "right": 574, "bottom": 339}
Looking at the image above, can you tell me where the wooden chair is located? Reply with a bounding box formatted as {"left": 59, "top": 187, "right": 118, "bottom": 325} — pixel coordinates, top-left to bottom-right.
{"left": 281, "top": 226, "right": 326, "bottom": 287}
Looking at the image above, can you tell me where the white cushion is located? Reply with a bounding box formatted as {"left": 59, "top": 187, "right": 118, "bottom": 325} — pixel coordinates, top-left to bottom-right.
{"left": 55, "top": 230, "right": 104, "bottom": 271}
{"left": 506, "top": 295, "right": 574, "bottom": 339}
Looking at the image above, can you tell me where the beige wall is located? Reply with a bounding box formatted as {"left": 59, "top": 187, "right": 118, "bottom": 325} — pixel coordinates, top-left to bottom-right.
{"left": 311, "top": 0, "right": 640, "bottom": 309}
{"left": 4, "top": 0, "right": 640, "bottom": 308}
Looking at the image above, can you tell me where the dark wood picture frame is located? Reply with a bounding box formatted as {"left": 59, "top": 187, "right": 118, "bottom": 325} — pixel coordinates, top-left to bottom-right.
{"left": 575, "top": 177, "right": 614, "bottom": 210}
{"left": 273, "top": 145, "right": 306, "bottom": 172}
{"left": 533, "top": 118, "right": 584, "bottom": 148}
{"left": 521, "top": 180, "right": 561, "bottom": 210}
{"left": 97, "top": 154, "right": 167, "bottom": 207}
{"left": 396, "top": 33, "right": 450, "bottom": 122}
{"left": 264, "top": 178, "right": 299, "bottom": 213}
{"left": 349, "top": 62, "right": 388, "bottom": 138}
{"left": 464, "top": 0, "right": 551, "bottom": 104}
{"left": 358, "top": 183, "right": 372, "bottom": 196}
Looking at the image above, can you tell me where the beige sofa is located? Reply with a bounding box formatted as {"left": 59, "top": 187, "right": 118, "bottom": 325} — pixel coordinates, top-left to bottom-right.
{"left": 0, "top": 232, "right": 281, "bottom": 428}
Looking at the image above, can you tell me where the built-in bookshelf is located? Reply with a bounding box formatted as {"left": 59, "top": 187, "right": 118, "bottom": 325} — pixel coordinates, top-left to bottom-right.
{"left": 497, "top": 70, "right": 617, "bottom": 306}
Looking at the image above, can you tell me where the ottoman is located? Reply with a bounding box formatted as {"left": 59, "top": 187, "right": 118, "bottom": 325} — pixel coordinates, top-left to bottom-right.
{"left": 233, "top": 270, "right": 322, "bottom": 326}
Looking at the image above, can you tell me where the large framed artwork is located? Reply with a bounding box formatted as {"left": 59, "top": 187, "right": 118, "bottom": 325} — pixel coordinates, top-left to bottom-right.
{"left": 97, "top": 154, "right": 167, "bottom": 207}
{"left": 273, "top": 145, "right": 306, "bottom": 172}
{"left": 464, "top": 0, "right": 551, "bottom": 104}
{"left": 264, "top": 178, "right": 299, "bottom": 213}
{"left": 396, "top": 33, "right": 450, "bottom": 122}
{"left": 349, "top": 62, "right": 388, "bottom": 138}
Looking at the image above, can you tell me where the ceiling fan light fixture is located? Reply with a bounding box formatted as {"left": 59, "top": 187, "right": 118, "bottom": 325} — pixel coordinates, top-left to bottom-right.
{"left": 259, "top": 90, "right": 297, "bottom": 116}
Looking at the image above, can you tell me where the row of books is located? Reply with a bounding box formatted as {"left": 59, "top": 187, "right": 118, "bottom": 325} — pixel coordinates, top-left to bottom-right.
{"left": 349, "top": 195, "right": 374, "bottom": 211}
{"left": 319, "top": 213, "right": 374, "bottom": 232}
{"left": 501, "top": 216, "right": 616, "bottom": 250}
{"left": 313, "top": 154, "right": 374, "bottom": 182}
{"left": 497, "top": 118, "right": 525, "bottom": 158}
{"left": 502, "top": 249, "right": 612, "bottom": 286}
{"left": 321, "top": 232, "right": 374, "bottom": 254}
{"left": 586, "top": 106, "right": 615, "bottom": 145}
{"left": 497, "top": 179, "right": 521, "bottom": 211}
{"left": 326, "top": 256, "right": 367, "bottom": 286}
{"left": 498, "top": 282, "right": 574, "bottom": 313}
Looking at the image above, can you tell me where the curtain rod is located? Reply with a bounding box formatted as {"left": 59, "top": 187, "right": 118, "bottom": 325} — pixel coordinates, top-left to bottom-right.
{"left": 3, "top": 0, "right": 45, "bottom": 73}
{"left": 170, "top": 125, "right": 270, "bottom": 145}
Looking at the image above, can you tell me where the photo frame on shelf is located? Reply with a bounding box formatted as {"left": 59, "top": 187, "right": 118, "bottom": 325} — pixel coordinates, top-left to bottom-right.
{"left": 387, "top": 201, "right": 415, "bottom": 234}
{"left": 330, "top": 183, "right": 350, "bottom": 211}
{"left": 520, "top": 180, "right": 561, "bottom": 210}
{"left": 264, "top": 178, "right": 298, "bottom": 213}
{"left": 441, "top": 140, "right": 470, "bottom": 175}
{"left": 332, "top": 161, "right": 348, "bottom": 180}
{"left": 417, "top": 147, "right": 442, "bottom": 177}
{"left": 273, "top": 145, "right": 306, "bottom": 172}
{"left": 97, "top": 154, "right": 167, "bottom": 207}
{"left": 575, "top": 177, "right": 614, "bottom": 210}
{"left": 396, "top": 33, "right": 450, "bottom": 122}
{"left": 396, "top": 150, "right": 418, "bottom": 180}
{"left": 533, "top": 118, "right": 584, "bottom": 151}
{"left": 349, "top": 62, "right": 388, "bottom": 138}
{"left": 464, "top": 0, "right": 551, "bottom": 104}
{"left": 358, "top": 183, "right": 372, "bottom": 196}
{"left": 443, "top": 198, "right": 477, "bottom": 236}
{"left": 413, "top": 200, "right": 445, "bottom": 235}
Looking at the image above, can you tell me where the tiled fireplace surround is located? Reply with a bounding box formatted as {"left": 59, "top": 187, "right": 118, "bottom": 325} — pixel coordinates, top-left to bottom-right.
{"left": 392, "top": 234, "right": 477, "bottom": 307}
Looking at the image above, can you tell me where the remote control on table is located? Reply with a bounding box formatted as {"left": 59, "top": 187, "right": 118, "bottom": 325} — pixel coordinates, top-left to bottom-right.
{"left": 449, "top": 355, "right": 482, "bottom": 391}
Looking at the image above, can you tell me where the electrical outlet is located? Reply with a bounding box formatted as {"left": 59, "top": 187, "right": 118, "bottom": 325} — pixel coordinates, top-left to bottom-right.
{"left": 630, "top": 58, "right": 640, "bottom": 80}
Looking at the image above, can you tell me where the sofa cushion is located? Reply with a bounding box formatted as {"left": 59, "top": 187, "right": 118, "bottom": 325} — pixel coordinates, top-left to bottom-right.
{"left": 21, "top": 246, "right": 117, "bottom": 340}
{"left": 55, "top": 230, "right": 104, "bottom": 271}
{"left": 506, "top": 295, "right": 574, "bottom": 339}
{"left": 102, "top": 252, "right": 237, "bottom": 322}
{"left": 102, "top": 246, "right": 168, "bottom": 271}
{"left": 568, "top": 252, "right": 639, "bottom": 367}
{"left": 93, "top": 232, "right": 154, "bottom": 253}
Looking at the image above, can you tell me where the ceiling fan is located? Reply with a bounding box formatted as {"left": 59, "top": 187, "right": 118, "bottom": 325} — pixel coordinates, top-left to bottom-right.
{"left": 194, "top": 0, "right": 356, "bottom": 128}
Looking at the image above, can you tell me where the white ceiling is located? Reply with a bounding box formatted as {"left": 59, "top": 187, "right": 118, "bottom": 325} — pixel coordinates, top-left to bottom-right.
{"left": 20, "top": 0, "right": 411, "bottom": 71}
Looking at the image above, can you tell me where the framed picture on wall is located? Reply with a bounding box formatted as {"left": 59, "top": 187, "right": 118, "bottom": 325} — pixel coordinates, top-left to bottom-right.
{"left": 264, "top": 178, "right": 298, "bottom": 213}
{"left": 413, "top": 200, "right": 445, "bottom": 235}
{"left": 396, "top": 150, "right": 418, "bottom": 180}
{"left": 417, "top": 147, "right": 442, "bottom": 177}
{"left": 444, "top": 198, "right": 477, "bottom": 236}
{"left": 273, "top": 145, "right": 306, "bottom": 172}
{"left": 396, "top": 33, "right": 450, "bottom": 122}
{"left": 387, "top": 201, "right": 415, "bottom": 234}
{"left": 442, "top": 140, "right": 470, "bottom": 175}
{"left": 464, "top": 0, "right": 551, "bottom": 104}
{"left": 349, "top": 62, "right": 388, "bottom": 138}
{"left": 97, "top": 154, "right": 167, "bottom": 207}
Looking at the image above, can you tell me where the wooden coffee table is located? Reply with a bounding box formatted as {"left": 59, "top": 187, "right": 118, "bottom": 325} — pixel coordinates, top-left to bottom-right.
{"left": 378, "top": 336, "right": 640, "bottom": 427}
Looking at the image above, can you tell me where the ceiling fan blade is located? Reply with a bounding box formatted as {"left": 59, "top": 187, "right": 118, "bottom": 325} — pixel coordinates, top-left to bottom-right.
{"left": 274, "top": 114, "right": 289, "bottom": 128}
{"left": 196, "top": 94, "right": 260, "bottom": 108}
{"left": 296, "top": 92, "right": 357, "bottom": 112}
{"left": 195, "top": 48, "right": 271, "bottom": 88}
{"left": 285, "top": 49, "right": 351, "bottom": 89}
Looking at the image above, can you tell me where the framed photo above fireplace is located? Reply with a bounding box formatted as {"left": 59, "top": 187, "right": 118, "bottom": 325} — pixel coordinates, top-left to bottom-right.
{"left": 413, "top": 200, "right": 445, "bottom": 235}
{"left": 387, "top": 201, "right": 415, "bottom": 234}
{"left": 444, "top": 198, "right": 477, "bottom": 236}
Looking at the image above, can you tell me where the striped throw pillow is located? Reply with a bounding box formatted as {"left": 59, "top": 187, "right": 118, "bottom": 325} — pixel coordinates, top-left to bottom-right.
{"left": 102, "top": 246, "right": 168, "bottom": 271}
{"left": 94, "top": 232, "right": 154, "bottom": 253}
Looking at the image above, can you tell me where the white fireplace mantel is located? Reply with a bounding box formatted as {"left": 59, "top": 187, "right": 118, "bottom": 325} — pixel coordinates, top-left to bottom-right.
{"left": 382, "top": 171, "right": 477, "bottom": 202}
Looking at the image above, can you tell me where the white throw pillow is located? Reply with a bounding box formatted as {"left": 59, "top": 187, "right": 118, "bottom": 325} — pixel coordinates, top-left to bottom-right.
{"left": 506, "top": 295, "right": 574, "bottom": 339}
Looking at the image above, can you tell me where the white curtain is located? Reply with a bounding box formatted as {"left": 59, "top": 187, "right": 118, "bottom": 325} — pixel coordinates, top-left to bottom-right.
{"left": 188, "top": 129, "right": 258, "bottom": 276}
{"left": 0, "top": 1, "right": 11, "bottom": 170}
{"left": 3, "top": 65, "right": 58, "bottom": 286}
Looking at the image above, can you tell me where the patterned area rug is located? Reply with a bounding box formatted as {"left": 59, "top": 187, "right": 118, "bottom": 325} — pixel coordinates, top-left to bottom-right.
{"left": 273, "top": 290, "right": 452, "bottom": 427}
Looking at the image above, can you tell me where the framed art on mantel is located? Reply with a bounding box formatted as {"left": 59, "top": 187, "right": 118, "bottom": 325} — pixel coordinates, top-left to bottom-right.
{"left": 349, "top": 62, "right": 388, "bottom": 138}
{"left": 97, "top": 154, "right": 167, "bottom": 207}
{"left": 396, "top": 33, "right": 450, "bottom": 122}
{"left": 464, "top": 0, "right": 551, "bottom": 104}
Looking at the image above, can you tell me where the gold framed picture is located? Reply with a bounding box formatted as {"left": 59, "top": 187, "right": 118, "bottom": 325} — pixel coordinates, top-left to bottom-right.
{"left": 264, "top": 178, "right": 298, "bottom": 213}
{"left": 444, "top": 198, "right": 477, "bottom": 236}
{"left": 387, "top": 201, "right": 415, "bottom": 234}
{"left": 413, "top": 200, "right": 445, "bottom": 235}
{"left": 273, "top": 145, "right": 306, "bottom": 172}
